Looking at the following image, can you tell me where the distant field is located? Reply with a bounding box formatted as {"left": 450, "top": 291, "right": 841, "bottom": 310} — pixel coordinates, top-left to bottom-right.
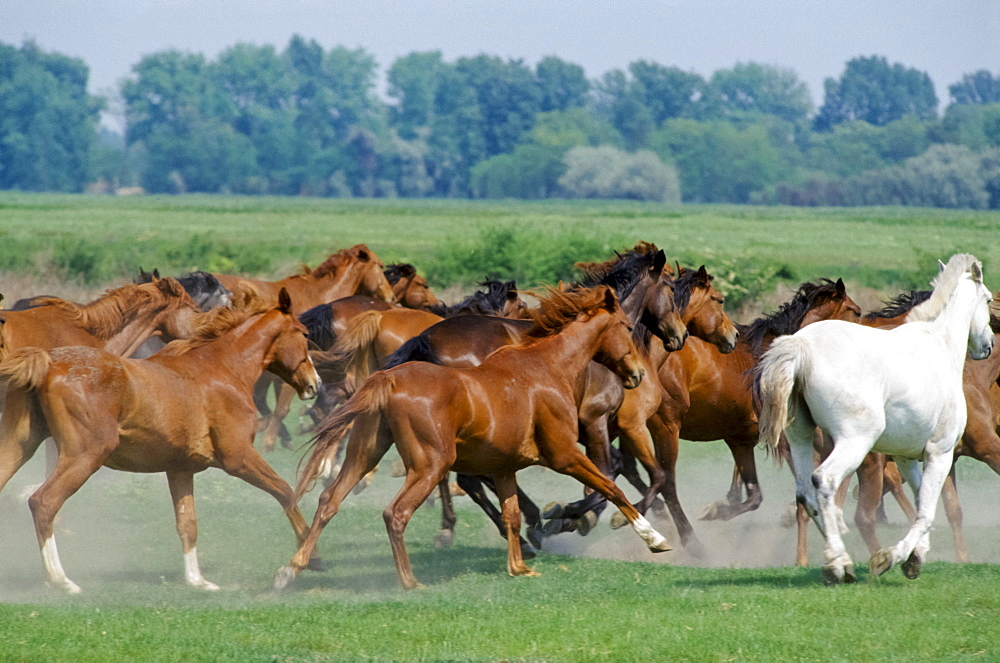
{"left": 2, "top": 192, "right": 999, "bottom": 303}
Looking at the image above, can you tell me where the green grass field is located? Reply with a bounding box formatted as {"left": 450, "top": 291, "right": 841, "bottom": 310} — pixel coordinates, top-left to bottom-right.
{"left": 2, "top": 193, "right": 1000, "bottom": 661}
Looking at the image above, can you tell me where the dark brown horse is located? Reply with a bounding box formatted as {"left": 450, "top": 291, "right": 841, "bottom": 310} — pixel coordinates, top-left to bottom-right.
{"left": 0, "top": 290, "right": 321, "bottom": 593}
{"left": 275, "top": 286, "right": 668, "bottom": 591}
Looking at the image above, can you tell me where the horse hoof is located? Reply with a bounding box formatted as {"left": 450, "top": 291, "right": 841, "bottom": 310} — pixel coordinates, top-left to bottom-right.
{"left": 542, "top": 517, "right": 576, "bottom": 536}
{"left": 843, "top": 564, "right": 857, "bottom": 584}
{"left": 194, "top": 580, "right": 221, "bottom": 591}
{"left": 821, "top": 566, "right": 842, "bottom": 585}
{"left": 389, "top": 461, "right": 406, "bottom": 478}
{"left": 648, "top": 534, "right": 672, "bottom": 554}
{"left": 901, "top": 553, "right": 922, "bottom": 579}
{"left": 542, "top": 501, "right": 566, "bottom": 519}
{"left": 352, "top": 480, "right": 369, "bottom": 496}
{"left": 869, "top": 549, "right": 894, "bottom": 577}
{"left": 609, "top": 511, "right": 628, "bottom": 530}
{"left": 651, "top": 499, "right": 668, "bottom": 518}
{"left": 526, "top": 526, "right": 544, "bottom": 550}
{"left": 575, "top": 511, "right": 598, "bottom": 536}
{"left": 697, "top": 501, "right": 728, "bottom": 521}
{"left": 434, "top": 528, "right": 454, "bottom": 550}
{"left": 684, "top": 538, "right": 707, "bottom": 560}
{"left": 273, "top": 566, "right": 296, "bottom": 591}
{"left": 780, "top": 504, "right": 797, "bottom": 528}
{"left": 520, "top": 541, "right": 538, "bottom": 560}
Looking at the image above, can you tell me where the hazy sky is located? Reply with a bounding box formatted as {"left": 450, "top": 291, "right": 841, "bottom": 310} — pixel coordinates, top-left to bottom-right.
{"left": 4, "top": 0, "right": 999, "bottom": 120}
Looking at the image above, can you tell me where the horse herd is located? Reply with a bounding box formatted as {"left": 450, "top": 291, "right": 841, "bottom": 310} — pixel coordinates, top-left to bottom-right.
{"left": 0, "top": 243, "right": 996, "bottom": 593}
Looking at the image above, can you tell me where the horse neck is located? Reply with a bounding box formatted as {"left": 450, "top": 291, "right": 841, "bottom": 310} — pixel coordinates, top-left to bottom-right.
{"left": 928, "top": 282, "right": 982, "bottom": 364}
{"left": 99, "top": 304, "right": 174, "bottom": 357}
{"left": 522, "top": 315, "right": 611, "bottom": 382}
{"left": 617, "top": 276, "right": 649, "bottom": 325}
{"left": 191, "top": 315, "right": 284, "bottom": 390}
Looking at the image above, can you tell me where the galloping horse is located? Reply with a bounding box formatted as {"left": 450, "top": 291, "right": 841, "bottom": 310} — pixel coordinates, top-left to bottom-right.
{"left": 274, "top": 286, "right": 669, "bottom": 591}
{"left": 757, "top": 254, "right": 993, "bottom": 583}
{"left": 0, "top": 290, "right": 321, "bottom": 593}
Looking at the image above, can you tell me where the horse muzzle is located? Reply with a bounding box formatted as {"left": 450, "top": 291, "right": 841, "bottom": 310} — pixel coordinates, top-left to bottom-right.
{"left": 622, "top": 367, "right": 644, "bottom": 390}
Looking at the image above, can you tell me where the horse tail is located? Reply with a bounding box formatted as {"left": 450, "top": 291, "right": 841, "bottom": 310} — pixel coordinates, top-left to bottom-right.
{"left": 755, "top": 336, "right": 808, "bottom": 451}
{"left": 0, "top": 347, "right": 52, "bottom": 391}
{"left": 382, "top": 333, "right": 441, "bottom": 370}
{"left": 332, "top": 310, "right": 383, "bottom": 396}
{"left": 294, "top": 371, "right": 395, "bottom": 501}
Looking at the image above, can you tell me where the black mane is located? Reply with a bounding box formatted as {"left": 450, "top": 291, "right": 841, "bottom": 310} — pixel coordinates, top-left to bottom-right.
{"left": 429, "top": 279, "right": 518, "bottom": 317}
{"left": 298, "top": 303, "right": 336, "bottom": 350}
{"left": 383, "top": 263, "right": 416, "bottom": 286}
{"left": 864, "top": 290, "right": 932, "bottom": 322}
{"left": 577, "top": 250, "right": 658, "bottom": 303}
{"left": 740, "top": 279, "right": 844, "bottom": 355}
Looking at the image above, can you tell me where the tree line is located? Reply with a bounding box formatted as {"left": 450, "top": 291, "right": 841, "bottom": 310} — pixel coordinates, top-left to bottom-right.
{"left": 2, "top": 37, "right": 1000, "bottom": 208}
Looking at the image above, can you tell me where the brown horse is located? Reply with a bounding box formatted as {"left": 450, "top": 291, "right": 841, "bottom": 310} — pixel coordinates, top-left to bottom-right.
{"left": 617, "top": 278, "right": 862, "bottom": 554}
{"left": 275, "top": 286, "right": 668, "bottom": 591}
{"left": 0, "top": 289, "right": 321, "bottom": 593}
{"left": 384, "top": 263, "right": 440, "bottom": 311}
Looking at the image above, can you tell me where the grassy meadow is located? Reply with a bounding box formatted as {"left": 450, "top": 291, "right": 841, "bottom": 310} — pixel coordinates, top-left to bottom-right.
{"left": 1, "top": 193, "right": 1000, "bottom": 661}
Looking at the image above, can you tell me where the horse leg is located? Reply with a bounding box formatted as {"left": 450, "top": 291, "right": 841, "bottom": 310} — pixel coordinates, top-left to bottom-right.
{"left": 216, "top": 442, "right": 324, "bottom": 571}
{"left": 455, "top": 474, "right": 537, "bottom": 558}
{"left": 813, "top": 439, "right": 873, "bottom": 584}
{"left": 871, "top": 451, "right": 953, "bottom": 579}
{"left": 852, "top": 453, "right": 886, "bottom": 556}
{"left": 262, "top": 382, "right": 296, "bottom": 451}
{"left": 494, "top": 472, "right": 539, "bottom": 578}
{"left": 0, "top": 389, "right": 49, "bottom": 495}
{"left": 543, "top": 415, "right": 613, "bottom": 535}
{"left": 884, "top": 460, "right": 917, "bottom": 523}
{"left": 700, "top": 439, "right": 762, "bottom": 521}
{"left": 435, "top": 474, "right": 456, "bottom": 550}
{"left": 276, "top": 414, "right": 393, "bottom": 589}
{"left": 166, "top": 471, "right": 219, "bottom": 590}
{"left": 542, "top": 437, "right": 670, "bottom": 554}
{"left": 939, "top": 464, "right": 968, "bottom": 563}
{"left": 613, "top": 419, "right": 667, "bottom": 520}
{"left": 617, "top": 445, "right": 666, "bottom": 516}
{"left": 646, "top": 408, "right": 701, "bottom": 554}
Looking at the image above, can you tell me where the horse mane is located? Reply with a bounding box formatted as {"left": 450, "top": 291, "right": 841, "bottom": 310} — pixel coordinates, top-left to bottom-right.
{"left": 740, "top": 279, "right": 843, "bottom": 353}
{"left": 673, "top": 267, "right": 711, "bottom": 313}
{"left": 383, "top": 263, "right": 416, "bottom": 286}
{"left": 429, "top": 279, "right": 518, "bottom": 317}
{"left": 159, "top": 291, "right": 269, "bottom": 356}
{"left": 576, "top": 244, "right": 661, "bottom": 303}
{"left": 908, "top": 253, "right": 981, "bottom": 323}
{"left": 309, "top": 244, "right": 374, "bottom": 280}
{"left": 864, "top": 290, "right": 932, "bottom": 321}
{"left": 524, "top": 286, "right": 614, "bottom": 339}
{"left": 27, "top": 279, "right": 191, "bottom": 341}
{"left": 298, "top": 302, "right": 336, "bottom": 349}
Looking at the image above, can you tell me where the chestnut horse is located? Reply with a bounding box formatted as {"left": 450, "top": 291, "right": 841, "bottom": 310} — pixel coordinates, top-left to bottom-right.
{"left": 274, "top": 286, "right": 669, "bottom": 591}
{"left": 0, "top": 290, "right": 321, "bottom": 593}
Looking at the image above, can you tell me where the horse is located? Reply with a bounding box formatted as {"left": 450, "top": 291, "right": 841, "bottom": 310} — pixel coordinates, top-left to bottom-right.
{"left": 232, "top": 245, "right": 395, "bottom": 451}
{"left": 757, "top": 254, "right": 993, "bottom": 583}
{"left": 379, "top": 250, "right": 720, "bottom": 553}
{"left": 135, "top": 268, "right": 233, "bottom": 312}
{"left": 274, "top": 286, "right": 669, "bottom": 591}
{"left": 589, "top": 278, "right": 862, "bottom": 556}
{"left": 0, "top": 289, "right": 322, "bottom": 593}
{"left": 384, "top": 263, "right": 440, "bottom": 311}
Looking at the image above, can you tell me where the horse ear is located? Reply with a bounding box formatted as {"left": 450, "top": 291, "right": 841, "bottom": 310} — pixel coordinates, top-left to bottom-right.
{"left": 697, "top": 265, "right": 711, "bottom": 282}
{"left": 653, "top": 249, "right": 667, "bottom": 274}
{"left": 154, "top": 268, "right": 161, "bottom": 279}
{"left": 971, "top": 261, "right": 983, "bottom": 283}
{"left": 357, "top": 248, "right": 371, "bottom": 262}
{"left": 603, "top": 286, "right": 618, "bottom": 312}
{"left": 835, "top": 278, "right": 846, "bottom": 296}
{"left": 938, "top": 260, "right": 947, "bottom": 273}
{"left": 278, "top": 288, "right": 293, "bottom": 313}
{"left": 400, "top": 264, "right": 415, "bottom": 278}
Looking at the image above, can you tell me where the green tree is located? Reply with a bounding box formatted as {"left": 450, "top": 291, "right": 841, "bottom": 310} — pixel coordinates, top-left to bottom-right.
{"left": 535, "top": 56, "right": 589, "bottom": 112}
{"left": 708, "top": 62, "right": 813, "bottom": 124}
{"left": 949, "top": 70, "right": 1000, "bottom": 105}
{"left": 815, "top": 55, "right": 937, "bottom": 130}
{"left": 0, "top": 40, "right": 103, "bottom": 191}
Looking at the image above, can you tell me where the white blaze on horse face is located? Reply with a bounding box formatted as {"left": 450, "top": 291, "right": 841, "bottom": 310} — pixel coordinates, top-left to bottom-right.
{"left": 41, "top": 536, "right": 81, "bottom": 594}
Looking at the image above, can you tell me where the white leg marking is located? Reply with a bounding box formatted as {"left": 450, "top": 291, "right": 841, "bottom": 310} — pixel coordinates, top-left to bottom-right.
{"left": 41, "top": 536, "right": 81, "bottom": 594}
{"left": 184, "top": 547, "right": 220, "bottom": 591}
{"left": 631, "top": 514, "right": 671, "bottom": 552}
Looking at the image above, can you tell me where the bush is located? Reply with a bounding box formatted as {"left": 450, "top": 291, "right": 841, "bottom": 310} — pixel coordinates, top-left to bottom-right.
{"left": 558, "top": 146, "right": 680, "bottom": 202}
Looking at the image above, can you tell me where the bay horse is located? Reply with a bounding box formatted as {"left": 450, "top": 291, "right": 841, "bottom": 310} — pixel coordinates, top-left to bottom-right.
{"left": 757, "top": 254, "right": 993, "bottom": 583}
{"left": 0, "top": 289, "right": 321, "bottom": 593}
{"left": 379, "top": 250, "right": 720, "bottom": 553}
{"left": 600, "top": 278, "right": 862, "bottom": 555}
{"left": 274, "top": 286, "right": 669, "bottom": 591}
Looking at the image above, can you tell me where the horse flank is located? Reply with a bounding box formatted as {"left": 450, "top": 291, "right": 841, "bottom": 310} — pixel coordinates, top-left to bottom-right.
{"left": 294, "top": 371, "right": 396, "bottom": 501}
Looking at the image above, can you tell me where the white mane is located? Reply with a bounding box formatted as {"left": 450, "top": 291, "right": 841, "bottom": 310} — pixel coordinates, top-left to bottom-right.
{"left": 907, "top": 253, "right": 980, "bottom": 323}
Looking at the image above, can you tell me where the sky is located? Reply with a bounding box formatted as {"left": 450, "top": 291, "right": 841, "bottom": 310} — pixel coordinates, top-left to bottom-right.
{"left": 3, "top": 0, "right": 999, "bottom": 128}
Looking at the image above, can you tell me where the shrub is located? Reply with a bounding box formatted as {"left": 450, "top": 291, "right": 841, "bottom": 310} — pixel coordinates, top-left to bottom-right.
{"left": 558, "top": 146, "right": 681, "bottom": 202}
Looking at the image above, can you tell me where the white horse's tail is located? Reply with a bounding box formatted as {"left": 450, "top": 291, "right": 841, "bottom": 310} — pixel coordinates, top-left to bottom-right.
{"left": 755, "top": 336, "right": 808, "bottom": 450}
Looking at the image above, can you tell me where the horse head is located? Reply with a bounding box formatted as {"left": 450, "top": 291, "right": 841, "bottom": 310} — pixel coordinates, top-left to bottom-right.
{"left": 352, "top": 246, "right": 395, "bottom": 302}
{"left": 592, "top": 286, "right": 644, "bottom": 389}
{"left": 962, "top": 258, "right": 993, "bottom": 360}
{"left": 264, "top": 288, "right": 320, "bottom": 400}
{"left": 631, "top": 250, "right": 688, "bottom": 351}
{"left": 147, "top": 277, "right": 202, "bottom": 342}
{"left": 386, "top": 263, "right": 440, "bottom": 310}
{"left": 675, "top": 264, "right": 739, "bottom": 354}
{"left": 798, "top": 278, "right": 862, "bottom": 328}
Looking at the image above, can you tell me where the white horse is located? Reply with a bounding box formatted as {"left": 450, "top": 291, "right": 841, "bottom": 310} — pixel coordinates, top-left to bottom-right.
{"left": 757, "top": 253, "right": 994, "bottom": 584}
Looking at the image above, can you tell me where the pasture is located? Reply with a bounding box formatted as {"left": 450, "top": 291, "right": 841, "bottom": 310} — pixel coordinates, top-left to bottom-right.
{"left": 2, "top": 193, "right": 1000, "bottom": 661}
